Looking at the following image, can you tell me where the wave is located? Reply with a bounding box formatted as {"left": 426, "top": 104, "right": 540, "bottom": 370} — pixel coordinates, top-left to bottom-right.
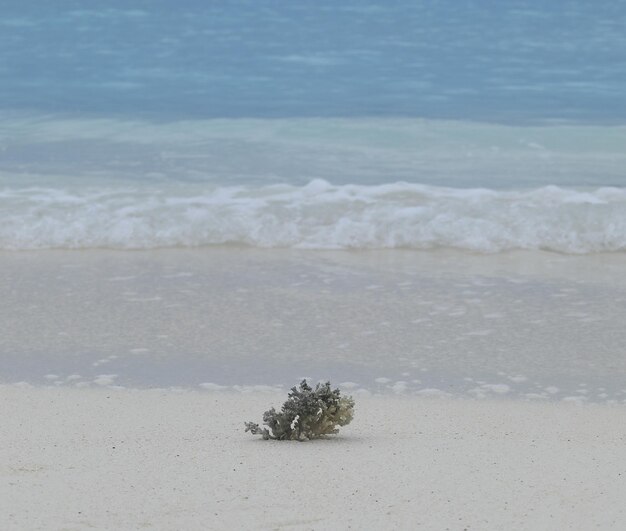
{"left": 1, "top": 180, "right": 625, "bottom": 253}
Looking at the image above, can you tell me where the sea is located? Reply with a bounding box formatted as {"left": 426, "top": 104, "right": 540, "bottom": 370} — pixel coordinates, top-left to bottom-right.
{"left": 1, "top": 1, "right": 626, "bottom": 400}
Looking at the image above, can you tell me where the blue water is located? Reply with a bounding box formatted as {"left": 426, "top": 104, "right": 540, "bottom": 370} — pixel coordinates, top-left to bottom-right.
{"left": 2, "top": 2, "right": 626, "bottom": 395}
{"left": 1, "top": 1, "right": 626, "bottom": 252}
{"left": 2, "top": 0, "right": 625, "bottom": 123}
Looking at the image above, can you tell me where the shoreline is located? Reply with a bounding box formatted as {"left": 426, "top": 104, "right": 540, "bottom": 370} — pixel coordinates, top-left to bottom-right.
{"left": 3, "top": 249, "right": 626, "bottom": 527}
{"left": 3, "top": 385, "right": 626, "bottom": 530}
{"left": 2, "top": 248, "right": 626, "bottom": 402}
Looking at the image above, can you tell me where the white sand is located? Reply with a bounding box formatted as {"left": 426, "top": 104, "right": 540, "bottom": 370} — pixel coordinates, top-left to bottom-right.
{"left": 3, "top": 249, "right": 626, "bottom": 528}
{"left": 3, "top": 386, "right": 626, "bottom": 530}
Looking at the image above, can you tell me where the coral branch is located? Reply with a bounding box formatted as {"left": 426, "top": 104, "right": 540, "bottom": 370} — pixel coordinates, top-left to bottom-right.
{"left": 245, "top": 380, "right": 354, "bottom": 441}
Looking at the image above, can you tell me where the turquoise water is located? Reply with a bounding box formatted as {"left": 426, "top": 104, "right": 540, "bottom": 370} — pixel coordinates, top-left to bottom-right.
{"left": 1, "top": 1, "right": 625, "bottom": 252}
{"left": 2, "top": 0, "right": 625, "bottom": 122}
{"left": 2, "top": 2, "right": 626, "bottom": 392}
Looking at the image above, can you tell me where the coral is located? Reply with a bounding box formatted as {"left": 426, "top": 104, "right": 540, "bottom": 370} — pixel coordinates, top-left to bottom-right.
{"left": 244, "top": 380, "right": 354, "bottom": 441}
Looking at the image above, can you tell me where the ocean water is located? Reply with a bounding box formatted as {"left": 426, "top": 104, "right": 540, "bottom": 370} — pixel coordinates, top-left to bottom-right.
{"left": 1, "top": 1, "right": 625, "bottom": 254}
{"left": 2, "top": 0, "right": 626, "bottom": 122}
{"left": 2, "top": 2, "right": 626, "bottom": 397}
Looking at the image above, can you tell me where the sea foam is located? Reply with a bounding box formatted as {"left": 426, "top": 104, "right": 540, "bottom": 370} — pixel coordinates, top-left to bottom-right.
{"left": 1, "top": 181, "right": 625, "bottom": 253}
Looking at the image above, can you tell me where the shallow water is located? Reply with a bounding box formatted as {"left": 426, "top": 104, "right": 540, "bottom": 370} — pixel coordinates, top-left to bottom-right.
{"left": 2, "top": 3, "right": 625, "bottom": 250}
{"left": 2, "top": 249, "right": 625, "bottom": 404}
{"left": 2, "top": 3, "right": 625, "bottom": 401}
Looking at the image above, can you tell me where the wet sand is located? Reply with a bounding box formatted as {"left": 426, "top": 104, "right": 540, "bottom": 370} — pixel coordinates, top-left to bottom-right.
{"left": 1, "top": 248, "right": 626, "bottom": 402}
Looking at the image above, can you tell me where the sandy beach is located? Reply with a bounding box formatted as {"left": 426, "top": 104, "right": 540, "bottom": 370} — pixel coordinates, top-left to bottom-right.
{"left": 3, "top": 2, "right": 626, "bottom": 529}
{"left": 3, "top": 385, "right": 626, "bottom": 530}
{"left": 2, "top": 249, "right": 626, "bottom": 529}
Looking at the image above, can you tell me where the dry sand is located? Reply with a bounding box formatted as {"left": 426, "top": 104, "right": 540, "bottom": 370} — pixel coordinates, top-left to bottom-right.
{"left": 3, "top": 385, "right": 626, "bottom": 530}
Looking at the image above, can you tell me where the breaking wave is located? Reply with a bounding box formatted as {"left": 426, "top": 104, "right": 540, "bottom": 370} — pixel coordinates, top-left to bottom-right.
{"left": 1, "top": 180, "right": 625, "bottom": 253}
